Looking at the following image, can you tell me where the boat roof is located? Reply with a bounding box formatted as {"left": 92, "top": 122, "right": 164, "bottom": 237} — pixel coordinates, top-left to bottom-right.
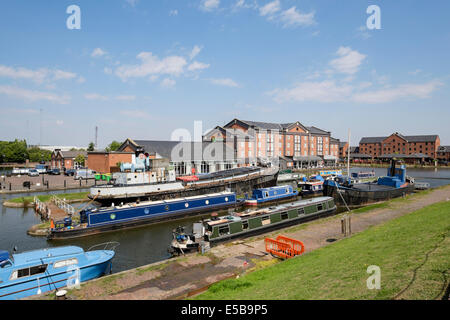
{"left": 12, "top": 246, "right": 84, "bottom": 265}
{"left": 207, "top": 196, "right": 332, "bottom": 223}
{"left": 255, "top": 185, "right": 292, "bottom": 191}
{"left": 96, "top": 191, "right": 235, "bottom": 211}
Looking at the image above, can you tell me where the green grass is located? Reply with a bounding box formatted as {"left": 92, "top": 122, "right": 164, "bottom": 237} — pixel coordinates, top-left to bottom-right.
{"left": 8, "top": 192, "right": 89, "bottom": 204}
{"left": 194, "top": 200, "right": 450, "bottom": 300}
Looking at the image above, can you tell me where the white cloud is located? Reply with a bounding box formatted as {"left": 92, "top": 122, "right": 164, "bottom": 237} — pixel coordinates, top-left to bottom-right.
{"left": 77, "top": 76, "right": 86, "bottom": 83}
{"left": 104, "top": 67, "right": 113, "bottom": 75}
{"left": 0, "top": 85, "right": 70, "bottom": 104}
{"left": 269, "top": 80, "right": 353, "bottom": 103}
{"left": 189, "top": 45, "right": 202, "bottom": 60}
{"left": 329, "top": 47, "right": 366, "bottom": 75}
{"left": 53, "top": 69, "right": 77, "bottom": 80}
{"left": 56, "top": 120, "right": 64, "bottom": 126}
{"left": 352, "top": 81, "right": 443, "bottom": 104}
{"left": 125, "top": 0, "right": 139, "bottom": 7}
{"left": 0, "top": 65, "right": 80, "bottom": 84}
{"left": 115, "top": 52, "right": 187, "bottom": 81}
{"left": 120, "top": 109, "right": 151, "bottom": 119}
{"left": 188, "top": 61, "right": 210, "bottom": 71}
{"left": 268, "top": 79, "right": 443, "bottom": 104}
{"left": 356, "top": 25, "right": 371, "bottom": 40}
{"left": 91, "top": 48, "right": 107, "bottom": 58}
{"left": 161, "top": 78, "right": 176, "bottom": 88}
{"left": 280, "top": 6, "right": 315, "bottom": 27}
{"left": 84, "top": 93, "right": 108, "bottom": 101}
{"left": 169, "top": 9, "right": 178, "bottom": 16}
{"left": 0, "top": 65, "right": 48, "bottom": 83}
{"left": 200, "top": 0, "right": 220, "bottom": 12}
{"left": 259, "top": 0, "right": 280, "bottom": 18}
{"left": 210, "top": 78, "right": 239, "bottom": 87}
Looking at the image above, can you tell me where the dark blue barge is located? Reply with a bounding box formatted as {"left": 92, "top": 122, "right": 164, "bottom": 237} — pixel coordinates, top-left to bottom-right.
{"left": 48, "top": 192, "right": 241, "bottom": 239}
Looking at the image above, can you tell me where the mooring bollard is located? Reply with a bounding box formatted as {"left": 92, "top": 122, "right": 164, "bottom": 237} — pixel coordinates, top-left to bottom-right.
{"left": 341, "top": 214, "right": 352, "bottom": 237}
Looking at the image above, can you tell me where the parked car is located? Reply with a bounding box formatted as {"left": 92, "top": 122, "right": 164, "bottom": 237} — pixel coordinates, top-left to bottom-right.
{"left": 75, "top": 169, "right": 96, "bottom": 180}
{"left": 49, "top": 168, "right": 61, "bottom": 175}
{"left": 64, "top": 169, "right": 76, "bottom": 176}
{"left": 27, "top": 169, "right": 39, "bottom": 177}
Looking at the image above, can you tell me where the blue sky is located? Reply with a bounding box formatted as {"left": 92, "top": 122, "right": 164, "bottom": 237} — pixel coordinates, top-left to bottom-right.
{"left": 0, "top": 0, "right": 449, "bottom": 148}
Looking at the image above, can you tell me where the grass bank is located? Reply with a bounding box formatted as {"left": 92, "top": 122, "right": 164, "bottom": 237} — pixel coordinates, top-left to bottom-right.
{"left": 194, "top": 200, "right": 450, "bottom": 300}
{"left": 5, "top": 192, "right": 89, "bottom": 205}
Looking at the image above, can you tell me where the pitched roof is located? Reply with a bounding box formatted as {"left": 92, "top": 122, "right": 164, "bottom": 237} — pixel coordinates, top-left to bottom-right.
{"left": 360, "top": 134, "right": 439, "bottom": 144}
{"left": 58, "top": 150, "right": 87, "bottom": 159}
{"left": 132, "top": 140, "right": 236, "bottom": 161}
{"left": 360, "top": 136, "right": 387, "bottom": 144}
{"left": 377, "top": 153, "right": 432, "bottom": 159}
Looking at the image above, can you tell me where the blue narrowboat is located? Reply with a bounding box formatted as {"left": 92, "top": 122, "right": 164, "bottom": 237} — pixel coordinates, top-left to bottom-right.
{"left": 298, "top": 175, "right": 324, "bottom": 196}
{"left": 0, "top": 244, "right": 116, "bottom": 300}
{"left": 244, "top": 185, "right": 298, "bottom": 206}
{"left": 49, "top": 192, "right": 241, "bottom": 239}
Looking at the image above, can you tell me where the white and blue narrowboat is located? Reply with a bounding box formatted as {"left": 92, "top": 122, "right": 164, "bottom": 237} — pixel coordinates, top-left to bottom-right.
{"left": 0, "top": 244, "right": 116, "bottom": 300}
{"left": 244, "top": 185, "right": 298, "bottom": 206}
{"left": 48, "top": 192, "right": 242, "bottom": 239}
{"left": 298, "top": 175, "right": 324, "bottom": 196}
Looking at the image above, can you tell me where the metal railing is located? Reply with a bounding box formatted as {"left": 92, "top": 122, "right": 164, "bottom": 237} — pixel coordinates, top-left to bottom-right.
{"left": 50, "top": 195, "right": 75, "bottom": 216}
{"left": 87, "top": 241, "right": 120, "bottom": 252}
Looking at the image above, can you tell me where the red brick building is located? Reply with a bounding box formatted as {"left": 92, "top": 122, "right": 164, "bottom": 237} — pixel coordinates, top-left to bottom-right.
{"left": 86, "top": 151, "right": 134, "bottom": 173}
{"left": 437, "top": 146, "right": 450, "bottom": 163}
{"left": 359, "top": 133, "right": 440, "bottom": 160}
{"left": 51, "top": 149, "right": 87, "bottom": 170}
{"left": 204, "top": 119, "right": 340, "bottom": 168}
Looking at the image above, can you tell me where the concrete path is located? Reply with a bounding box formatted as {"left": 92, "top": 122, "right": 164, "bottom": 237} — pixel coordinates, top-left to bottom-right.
{"left": 40, "top": 185, "right": 450, "bottom": 300}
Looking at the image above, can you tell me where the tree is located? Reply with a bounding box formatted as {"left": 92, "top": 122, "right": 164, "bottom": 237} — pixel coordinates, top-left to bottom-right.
{"left": 74, "top": 154, "right": 85, "bottom": 167}
{"left": 0, "top": 139, "right": 28, "bottom": 163}
{"left": 87, "top": 142, "right": 95, "bottom": 152}
{"left": 27, "top": 147, "right": 52, "bottom": 162}
{"left": 105, "top": 140, "right": 121, "bottom": 152}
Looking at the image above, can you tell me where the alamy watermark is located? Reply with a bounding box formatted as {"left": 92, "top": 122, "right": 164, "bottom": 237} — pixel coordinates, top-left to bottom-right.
{"left": 366, "top": 265, "right": 381, "bottom": 290}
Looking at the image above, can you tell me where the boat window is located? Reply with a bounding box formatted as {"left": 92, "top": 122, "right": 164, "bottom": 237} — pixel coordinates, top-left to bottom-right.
{"left": 285, "top": 188, "right": 289, "bottom": 193}
{"left": 264, "top": 192, "right": 269, "bottom": 198}
{"left": 281, "top": 212, "right": 288, "bottom": 220}
{"left": 262, "top": 216, "right": 271, "bottom": 225}
{"left": 298, "top": 208, "right": 305, "bottom": 215}
{"left": 218, "top": 225, "right": 230, "bottom": 236}
{"left": 242, "top": 221, "right": 249, "bottom": 230}
{"left": 54, "top": 258, "right": 78, "bottom": 269}
{"left": 30, "top": 264, "right": 48, "bottom": 276}
{"left": 317, "top": 204, "right": 323, "bottom": 211}
{"left": 17, "top": 268, "right": 30, "bottom": 278}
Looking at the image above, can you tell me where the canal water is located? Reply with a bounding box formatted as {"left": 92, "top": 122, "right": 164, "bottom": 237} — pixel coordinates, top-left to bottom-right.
{"left": 1, "top": 167, "right": 449, "bottom": 273}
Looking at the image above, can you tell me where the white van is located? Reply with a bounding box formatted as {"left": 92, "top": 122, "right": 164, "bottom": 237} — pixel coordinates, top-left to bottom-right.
{"left": 75, "top": 169, "right": 96, "bottom": 180}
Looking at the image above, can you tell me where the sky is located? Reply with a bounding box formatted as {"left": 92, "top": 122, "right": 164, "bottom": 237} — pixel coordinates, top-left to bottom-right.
{"left": 0, "top": 0, "right": 449, "bottom": 148}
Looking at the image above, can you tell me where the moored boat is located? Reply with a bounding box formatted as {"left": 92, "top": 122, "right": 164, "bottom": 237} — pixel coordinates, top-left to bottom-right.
{"left": 48, "top": 192, "right": 242, "bottom": 240}
{"left": 323, "top": 161, "right": 415, "bottom": 206}
{"left": 244, "top": 185, "right": 298, "bottom": 206}
{"left": 89, "top": 166, "right": 279, "bottom": 206}
{"left": 170, "top": 196, "right": 336, "bottom": 251}
{"left": 298, "top": 175, "right": 324, "bottom": 196}
{"left": 0, "top": 243, "right": 117, "bottom": 300}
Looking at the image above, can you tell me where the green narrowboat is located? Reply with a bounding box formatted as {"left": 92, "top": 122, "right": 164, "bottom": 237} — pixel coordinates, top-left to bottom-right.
{"left": 197, "top": 196, "right": 336, "bottom": 244}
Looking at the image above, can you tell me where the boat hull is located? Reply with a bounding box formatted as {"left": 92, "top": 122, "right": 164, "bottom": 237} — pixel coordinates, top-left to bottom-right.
{"left": 0, "top": 251, "right": 113, "bottom": 300}
{"left": 208, "top": 206, "right": 337, "bottom": 245}
{"left": 90, "top": 169, "right": 278, "bottom": 206}
{"left": 323, "top": 183, "right": 415, "bottom": 206}
{"left": 244, "top": 192, "right": 299, "bottom": 206}
{"left": 49, "top": 201, "right": 241, "bottom": 240}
